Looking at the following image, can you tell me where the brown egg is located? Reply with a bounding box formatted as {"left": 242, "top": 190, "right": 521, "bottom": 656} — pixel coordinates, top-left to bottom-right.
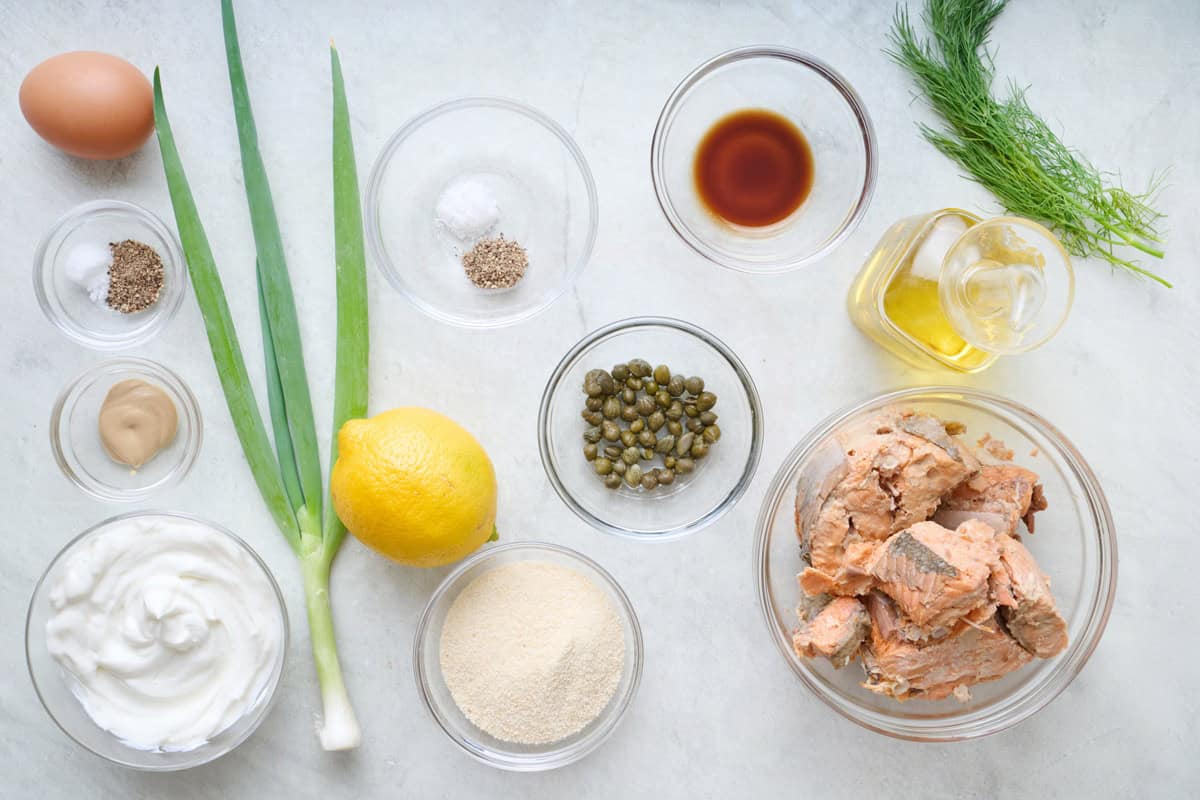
{"left": 19, "top": 51, "right": 155, "bottom": 160}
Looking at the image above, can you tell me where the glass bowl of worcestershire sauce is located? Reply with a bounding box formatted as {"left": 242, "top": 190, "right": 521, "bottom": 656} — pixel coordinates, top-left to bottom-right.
{"left": 651, "top": 47, "right": 877, "bottom": 274}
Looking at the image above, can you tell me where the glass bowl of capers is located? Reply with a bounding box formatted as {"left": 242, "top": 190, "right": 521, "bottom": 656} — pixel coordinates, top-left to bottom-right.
{"left": 538, "top": 316, "right": 763, "bottom": 539}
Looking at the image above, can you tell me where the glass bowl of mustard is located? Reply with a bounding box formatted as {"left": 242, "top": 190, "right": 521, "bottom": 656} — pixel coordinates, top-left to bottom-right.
{"left": 50, "top": 357, "right": 202, "bottom": 502}
{"left": 651, "top": 47, "right": 877, "bottom": 273}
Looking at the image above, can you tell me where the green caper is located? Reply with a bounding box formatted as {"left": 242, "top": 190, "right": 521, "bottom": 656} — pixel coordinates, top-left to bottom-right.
{"left": 604, "top": 445, "right": 622, "bottom": 459}
{"left": 666, "top": 401, "right": 684, "bottom": 421}
{"left": 586, "top": 396, "right": 604, "bottom": 411}
{"left": 626, "top": 376, "right": 642, "bottom": 391}
{"left": 676, "top": 432, "right": 695, "bottom": 456}
{"left": 656, "top": 390, "right": 672, "bottom": 408}
{"left": 604, "top": 473, "right": 623, "bottom": 489}
{"left": 703, "top": 424, "right": 721, "bottom": 444}
{"left": 584, "top": 426, "right": 602, "bottom": 443}
{"left": 638, "top": 430, "right": 657, "bottom": 447}
{"left": 612, "top": 459, "right": 626, "bottom": 475}
{"left": 611, "top": 363, "right": 630, "bottom": 382}
{"left": 584, "top": 379, "right": 604, "bottom": 398}
{"left": 628, "top": 359, "right": 651, "bottom": 378}
{"left": 655, "top": 435, "right": 676, "bottom": 454}
{"left": 695, "top": 391, "right": 717, "bottom": 412}
{"left": 687, "top": 417, "right": 704, "bottom": 433}
{"left": 622, "top": 387, "right": 637, "bottom": 405}
{"left": 641, "top": 472, "right": 659, "bottom": 491}
{"left": 622, "top": 446, "right": 641, "bottom": 465}
{"left": 621, "top": 405, "right": 640, "bottom": 422}
{"left": 635, "top": 396, "right": 657, "bottom": 416}
{"left": 593, "top": 457, "right": 612, "bottom": 475}
{"left": 583, "top": 368, "right": 603, "bottom": 391}
{"left": 658, "top": 468, "right": 675, "bottom": 485}
{"left": 624, "top": 464, "right": 643, "bottom": 487}
{"left": 667, "top": 420, "right": 683, "bottom": 436}
{"left": 684, "top": 376, "right": 704, "bottom": 395}
{"left": 664, "top": 455, "right": 677, "bottom": 469}
{"left": 602, "top": 396, "right": 621, "bottom": 419}
{"left": 599, "top": 371, "right": 616, "bottom": 394}
{"left": 641, "top": 447, "right": 654, "bottom": 460}
{"left": 581, "top": 410, "right": 603, "bottom": 426}
{"left": 699, "top": 411, "right": 718, "bottom": 425}
{"left": 691, "top": 440, "right": 709, "bottom": 459}
{"left": 653, "top": 365, "right": 671, "bottom": 385}
{"left": 684, "top": 404, "right": 699, "bottom": 418}
{"left": 601, "top": 421, "right": 621, "bottom": 441}
{"left": 647, "top": 410, "right": 666, "bottom": 432}
{"left": 629, "top": 417, "right": 645, "bottom": 433}
{"left": 676, "top": 457, "right": 695, "bottom": 474}
{"left": 667, "top": 375, "right": 685, "bottom": 396}
{"left": 620, "top": 430, "right": 637, "bottom": 448}
{"left": 643, "top": 379, "right": 659, "bottom": 395}
{"left": 584, "top": 443, "right": 598, "bottom": 461}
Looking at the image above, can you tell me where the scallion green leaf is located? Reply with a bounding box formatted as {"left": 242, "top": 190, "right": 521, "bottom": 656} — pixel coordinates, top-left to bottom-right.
{"left": 151, "top": 69, "right": 300, "bottom": 553}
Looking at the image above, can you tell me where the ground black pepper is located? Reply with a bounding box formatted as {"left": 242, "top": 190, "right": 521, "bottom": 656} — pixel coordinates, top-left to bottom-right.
{"left": 107, "top": 239, "right": 164, "bottom": 313}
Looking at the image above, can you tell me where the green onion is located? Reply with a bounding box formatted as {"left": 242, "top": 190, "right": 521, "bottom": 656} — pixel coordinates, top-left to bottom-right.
{"left": 152, "top": 1, "right": 367, "bottom": 751}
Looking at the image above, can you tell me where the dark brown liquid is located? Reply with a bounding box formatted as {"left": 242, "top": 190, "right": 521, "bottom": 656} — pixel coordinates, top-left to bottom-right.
{"left": 693, "top": 109, "right": 814, "bottom": 227}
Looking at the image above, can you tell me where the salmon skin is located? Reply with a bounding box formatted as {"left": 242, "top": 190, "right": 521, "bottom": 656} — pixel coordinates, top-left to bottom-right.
{"left": 790, "top": 408, "right": 1068, "bottom": 702}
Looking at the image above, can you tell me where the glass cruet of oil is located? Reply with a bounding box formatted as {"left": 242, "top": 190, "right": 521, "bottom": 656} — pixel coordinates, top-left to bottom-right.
{"left": 847, "top": 209, "right": 1074, "bottom": 373}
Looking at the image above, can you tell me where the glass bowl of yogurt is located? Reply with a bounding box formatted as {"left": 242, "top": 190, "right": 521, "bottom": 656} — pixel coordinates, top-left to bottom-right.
{"left": 26, "top": 511, "right": 288, "bottom": 770}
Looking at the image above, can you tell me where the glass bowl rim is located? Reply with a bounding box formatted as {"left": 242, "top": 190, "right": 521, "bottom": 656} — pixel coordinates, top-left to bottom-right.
{"left": 650, "top": 45, "right": 878, "bottom": 274}
{"left": 49, "top": 356, "right": 204, "bottom": 502}
{"left": 753, "top": 385, "right": 1117, "bottom": 741}
{"left": 32, "top": 198, "right": 188, "bottom": 350}
{"left": 25, "top": 509, "right": 290, "bottom": 770}
{"left": 412, "top": 540, "right": 644, "bottom": 771}
{"left": 363, "top": 95, "right": 600, "bottom": 329}
{"left": 537, "top": 315, "right": 765, "bottom": 540}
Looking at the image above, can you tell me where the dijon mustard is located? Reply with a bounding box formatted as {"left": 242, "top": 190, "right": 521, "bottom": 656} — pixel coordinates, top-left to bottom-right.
{"left": 98, "top": 379, "right": 178, "bottom": 468}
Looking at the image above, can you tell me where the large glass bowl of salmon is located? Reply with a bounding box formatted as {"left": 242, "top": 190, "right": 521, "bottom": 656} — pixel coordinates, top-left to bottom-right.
{"left": 754, "top": 387, "right": 1116, "bottom": 741}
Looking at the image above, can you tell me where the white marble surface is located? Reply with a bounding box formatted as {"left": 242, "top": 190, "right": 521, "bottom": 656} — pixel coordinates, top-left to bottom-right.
{"left": 3, "top": 1, "right": 1197, "bottom": 797}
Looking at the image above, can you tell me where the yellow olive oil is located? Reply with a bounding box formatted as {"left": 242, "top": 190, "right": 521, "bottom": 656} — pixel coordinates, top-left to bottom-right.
{"left": 847, "top": 209, "right": 994, "bottom": 372}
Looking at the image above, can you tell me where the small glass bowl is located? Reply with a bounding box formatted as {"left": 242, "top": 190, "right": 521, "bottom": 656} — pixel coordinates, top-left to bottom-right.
{"left": 539, "top": 317, "right": 763, "bottom": 539}
{"left": 414, "top": 541, "right": 643, "bottom": 771}
{"left": 26, "top": 511, "right": 289, "bottom": 770}
{"left": 651, "top": 47, "right": 877, "bottom": 274}
{"left": 50, "top": 358, "right": 202, "bottom": 502}
{"left": 34, "top": 200, "right": 187, "bottom": 349}
{"left": 365, "top": 97, "right": 598, "bottom": 328}
{"left": 755, "top": 387, "right": 1117, "bottom": 741}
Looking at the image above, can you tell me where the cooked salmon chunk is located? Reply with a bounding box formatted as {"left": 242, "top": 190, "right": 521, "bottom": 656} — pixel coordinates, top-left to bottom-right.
{"left": 994, "top": 536, "right": 1068, "bottom": 657}
{"left": 796, "top": 411, "right": 979, "bottom": 596}
{"left": 790, "top": 408, "right": 1067, "bottom": 701}
{"left": 861, "top": 592, "right": 1032, "bottom": 701}
{"left": 869, "top": 520, "right": 1001, "bottom": 640}
{"left": 792, "top": 596, "right": 871, "bottom": 668}
{"left": 934, "top": 465, "right": 1047, "bottom": 536}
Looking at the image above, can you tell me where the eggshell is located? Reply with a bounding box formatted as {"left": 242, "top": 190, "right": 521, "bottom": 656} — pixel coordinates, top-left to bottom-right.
{"left": 19, "top": 51, "right": 155, "bottom": 160}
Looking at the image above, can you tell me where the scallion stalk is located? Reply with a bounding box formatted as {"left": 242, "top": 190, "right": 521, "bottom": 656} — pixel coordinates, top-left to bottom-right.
{"left": 151, "top": 2, "right": 368, "bottom": 751}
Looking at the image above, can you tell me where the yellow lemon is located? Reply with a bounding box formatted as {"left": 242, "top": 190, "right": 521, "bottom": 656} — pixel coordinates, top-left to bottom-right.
{"left": 331, "top": 407, "right": 497, "bottom": 567}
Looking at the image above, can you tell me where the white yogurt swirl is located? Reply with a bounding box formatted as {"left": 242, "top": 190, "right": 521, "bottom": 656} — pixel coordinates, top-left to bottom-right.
{"left": 45, "top": 515, "right": 284, "bottom": 752}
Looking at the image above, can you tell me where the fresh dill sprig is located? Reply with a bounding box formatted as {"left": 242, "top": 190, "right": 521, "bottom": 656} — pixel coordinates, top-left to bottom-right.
{"left": 888, "top": 0, "right": 1169, "bottom": 287}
